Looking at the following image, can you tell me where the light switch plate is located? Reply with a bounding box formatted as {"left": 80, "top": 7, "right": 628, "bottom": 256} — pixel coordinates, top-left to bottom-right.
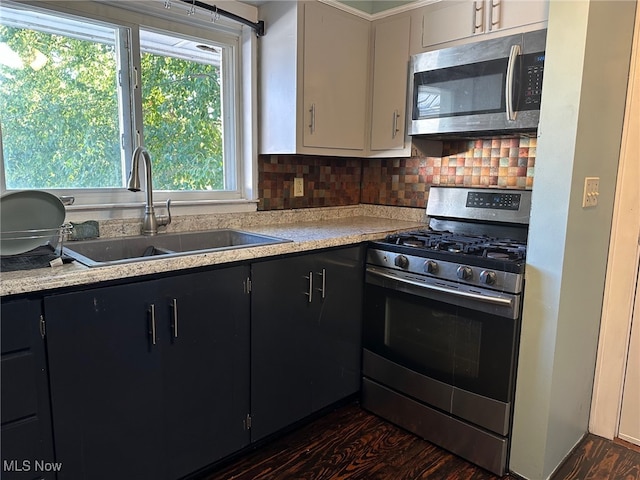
{"left": 582, "top": 177, "right": 600, "bottom": 208}
{"left": 294, "top": 177, "right": 304, "bottom": 197}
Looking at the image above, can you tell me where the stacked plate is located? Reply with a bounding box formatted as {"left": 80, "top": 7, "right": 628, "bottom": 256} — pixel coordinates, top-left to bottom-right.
{"left": 0, "top": 190, "right": 66, "bottom": 256}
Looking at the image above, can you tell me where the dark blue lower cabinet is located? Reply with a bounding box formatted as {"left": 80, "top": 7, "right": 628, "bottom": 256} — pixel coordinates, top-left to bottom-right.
{"left": 1, "top": 298, "right": 56, "bottom": 480}
{"left": 44, "top": 266, "right": 251, "bottom": 480}
{"left": 250, "top": 246, "right": 364, "bottom": 442}
{"left": 16, "top": 247, "right": 364, "bottom": 479}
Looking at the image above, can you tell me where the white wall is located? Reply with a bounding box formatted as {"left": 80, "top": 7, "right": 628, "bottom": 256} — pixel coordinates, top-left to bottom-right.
{"left": 509, "top": 1, "right": 637, "bottom": 479}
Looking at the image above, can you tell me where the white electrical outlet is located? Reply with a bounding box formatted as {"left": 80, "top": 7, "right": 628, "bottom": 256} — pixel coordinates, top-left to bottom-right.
{"left": 582, "top": 177, "right": 600, "bottom": 208}
{"left": 294, "top": 177, "right": 304, "bottom": 197}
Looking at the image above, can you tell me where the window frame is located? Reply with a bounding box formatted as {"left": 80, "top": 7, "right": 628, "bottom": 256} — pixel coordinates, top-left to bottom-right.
{"left": 0, "top": 0, "right": 258, "bottom": 216}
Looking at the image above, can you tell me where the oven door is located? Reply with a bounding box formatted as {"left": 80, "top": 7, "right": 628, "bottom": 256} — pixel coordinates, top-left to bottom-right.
{"left": 363, "top": 265, "right": 521, "bottom": 406}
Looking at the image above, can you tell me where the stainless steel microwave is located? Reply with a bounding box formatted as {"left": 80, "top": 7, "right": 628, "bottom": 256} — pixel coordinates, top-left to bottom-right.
{"left": 408, "top": 29, "right": 546, "bottom": 138}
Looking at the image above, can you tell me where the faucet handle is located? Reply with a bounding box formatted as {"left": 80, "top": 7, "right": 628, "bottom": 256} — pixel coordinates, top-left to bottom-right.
{"left": 157, "top": 198, "right": 172, "bottom": 228}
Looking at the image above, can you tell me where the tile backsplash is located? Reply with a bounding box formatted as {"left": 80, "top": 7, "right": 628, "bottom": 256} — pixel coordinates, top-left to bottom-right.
{"left": 258, "top": 137, "right": 535, "bottom": 210}
{"left": 258, "top": 155, "right": 361, "bottom": 210}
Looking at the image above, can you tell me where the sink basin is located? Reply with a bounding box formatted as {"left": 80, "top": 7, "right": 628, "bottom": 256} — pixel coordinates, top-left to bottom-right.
{"left": 63, "top": 229, "right": 290, "bottom": 267}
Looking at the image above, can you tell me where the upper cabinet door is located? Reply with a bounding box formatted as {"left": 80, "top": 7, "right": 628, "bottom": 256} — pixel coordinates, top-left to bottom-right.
{"left": 370, "top": 16, "right": 411, "bottom": 152}
{"left": 421, "top": 0, "right": 548, "bottom": 49}
{"left": 422, "top": 0, "right": 479, "bottom": 48}
{"left": 302, "top": 2, "right": 369, "bottom": 150}
{"left": 492, "top": 0, "right": 549, "bottom": 33}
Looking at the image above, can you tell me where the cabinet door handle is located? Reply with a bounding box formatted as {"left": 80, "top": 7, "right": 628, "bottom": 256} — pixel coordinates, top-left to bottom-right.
{"left": 316, "top": 268, "right": 326, "bottom": 300}
{"left": 149, "top": 304, "right": 157, "bottom": 346}
{"left": 392, "top": 110, "right": 400, "bottom": 139}
{"left": 304, "top": 271, "right": 313, "bottom": 303}
{"left": 309, "top": 103, "right": 316, "bottom": 134}
{"left": 489, "top": 0, "right": 500, "bottom": 30}
{"left": 170, "top": 298, "right": 178, "bottom": 339}
{"left": 473, "top": 1, "right": 484, "bottom": 33}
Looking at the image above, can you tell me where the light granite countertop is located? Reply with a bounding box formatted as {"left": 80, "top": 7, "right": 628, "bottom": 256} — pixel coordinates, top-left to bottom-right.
{"left": 1, "top": 212, "right": 426, "bottom": 297}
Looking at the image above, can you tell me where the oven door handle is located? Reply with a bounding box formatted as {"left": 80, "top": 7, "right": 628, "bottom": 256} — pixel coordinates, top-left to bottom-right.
{"left": 367, "top": 268, "right": 513, "bottom": 307}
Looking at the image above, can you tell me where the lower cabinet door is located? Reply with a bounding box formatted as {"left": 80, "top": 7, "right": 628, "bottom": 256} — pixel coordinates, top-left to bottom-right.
{"left": 308, "top": 246, "right": 363, "bottom": 411}
{"left": 45, "top": 267, "right": 252, "bottom": 480}
{"left": 250, "top": 255, "right": 317, "bottom": 441}
{"left": 160, "top": 267, "right": 251, "bottom": 479}
{"left": 45, "top": 281, "right": 165, "bottom": 480}
{"left": 250, "top": 247, "right": 364, "bottom": 441}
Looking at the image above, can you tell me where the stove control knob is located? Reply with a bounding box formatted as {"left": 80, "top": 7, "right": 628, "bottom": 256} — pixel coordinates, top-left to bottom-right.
{"left": 424, "top": 260, "right": 438, "bottom": 274}
{"left": 456, "top": 266, "right": 473, "bottom": 280}
{"left": 394, "top": 255, "right": 410, "bottom": 269}
{"left": 480, "top": 270, "right": 497, "bottom": 285}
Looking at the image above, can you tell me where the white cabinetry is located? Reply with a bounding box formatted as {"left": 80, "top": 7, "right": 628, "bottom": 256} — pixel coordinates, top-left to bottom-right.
{"left": 370, "top": 15, "right": 411, "bottom": 153}
{"left": 259, "top": 1, "right": 369, "bottom": 156}
{"left": 421, "top": 0, "right": 548, "bottom": 49}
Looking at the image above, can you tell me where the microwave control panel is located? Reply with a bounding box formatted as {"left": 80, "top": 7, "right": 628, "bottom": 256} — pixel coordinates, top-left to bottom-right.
{"left": 517, "top": 52, "right": 545, "bottom": 111}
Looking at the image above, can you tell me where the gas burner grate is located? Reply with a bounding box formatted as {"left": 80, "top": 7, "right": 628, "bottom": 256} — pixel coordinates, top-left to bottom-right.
{"left": 383, "top": 231, "right": 527, "bottom": 262}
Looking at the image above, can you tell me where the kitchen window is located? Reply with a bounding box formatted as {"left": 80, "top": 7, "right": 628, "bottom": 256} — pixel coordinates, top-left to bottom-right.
{"left": 0, "top": 1, "right": 254, "bottom": 212}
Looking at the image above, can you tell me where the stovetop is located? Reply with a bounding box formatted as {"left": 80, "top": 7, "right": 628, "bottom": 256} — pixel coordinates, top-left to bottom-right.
{"left": 382, "top": 230, "right": 526, "bottom": 263}
{"left": 369, "top": 229, "right": 527, "bottom": 279}
{"left": 367, "top": 187, "right": 531, "bottom": 291}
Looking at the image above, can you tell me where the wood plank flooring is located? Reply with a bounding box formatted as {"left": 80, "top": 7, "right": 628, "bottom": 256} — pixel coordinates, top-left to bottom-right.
{"left": 553, "top": 434, "right": 640, "bottom": 480}
{"left": 201, "top": 403, "right": 640, "bottom": 480}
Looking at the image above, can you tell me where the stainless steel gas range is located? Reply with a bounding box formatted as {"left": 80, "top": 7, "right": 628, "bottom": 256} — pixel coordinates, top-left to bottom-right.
{"left": 361, "top": 186, "right": 532, "bottom": 476}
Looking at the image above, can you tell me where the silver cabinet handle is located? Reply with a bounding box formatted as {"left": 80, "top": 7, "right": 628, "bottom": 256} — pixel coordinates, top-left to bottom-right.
{"left": 505, "top": 44, "right": 521, "bottom": 121}
{"left": 316, "top": 268, "right": 326, "bottom": 299}
{"left": 170, "top": 298, "right": 178, "bottom": 339}
{"left": 392, "top": 110, "right": 400, "bottom": 138}
{"left": 473, "top": 1, "right": 484, "bottom": 33}
{"left": 309, "top": 103, "right": 316, "bottom": 134}
{"left": 489, "top": 0, "right": 500, "bottom": 31}
{"left": 149, "top": 304, "right": 157, "bottom": 346}
{"left": 304, "top": 271, "right": 313, "bottom": 303}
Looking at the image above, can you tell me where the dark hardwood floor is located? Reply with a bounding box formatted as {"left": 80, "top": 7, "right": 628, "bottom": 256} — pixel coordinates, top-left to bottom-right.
{"left": 201, "top": 403, "right": 640, "bottom": 480}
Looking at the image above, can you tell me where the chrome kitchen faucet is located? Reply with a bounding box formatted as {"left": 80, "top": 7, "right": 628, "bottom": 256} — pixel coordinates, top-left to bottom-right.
{"left": 128, "top": 146, "right": 171, "bottom": 236}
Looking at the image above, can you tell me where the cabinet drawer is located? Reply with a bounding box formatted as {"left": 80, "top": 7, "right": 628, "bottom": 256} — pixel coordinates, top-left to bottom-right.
{"left": 1, "top": 418, "right": 48, "bottom": 480}
{"left": 0, "top": 298, "right": 54, "bottom": 479}
{"left": 1, "top": 301, "right": 40, "bottom": 354}
{"left": 1, "top": 352, "right": 39, "bottom": 423}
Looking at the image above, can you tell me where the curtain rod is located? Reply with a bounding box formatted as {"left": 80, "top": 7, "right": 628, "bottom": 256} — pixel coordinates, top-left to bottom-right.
{"left": 176, "top": 0, "right": 265, "bottom": 36}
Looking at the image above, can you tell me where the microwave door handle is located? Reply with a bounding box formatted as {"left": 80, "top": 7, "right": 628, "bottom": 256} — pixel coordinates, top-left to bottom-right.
{"left": 505, "top": 44, "right": 521, "bottom": 121}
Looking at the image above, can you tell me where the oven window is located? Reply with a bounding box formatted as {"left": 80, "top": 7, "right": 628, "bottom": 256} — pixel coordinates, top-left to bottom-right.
{"left": 385, "top": 297, "right": 481, "bottom": 379}
{"left": 364, "top": 284, "right": 518, "bottom": 402}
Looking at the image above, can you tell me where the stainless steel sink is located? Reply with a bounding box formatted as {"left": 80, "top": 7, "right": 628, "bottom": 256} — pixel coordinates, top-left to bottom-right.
{"left": 63, "top": 229, "right": 290, "bottom": 267}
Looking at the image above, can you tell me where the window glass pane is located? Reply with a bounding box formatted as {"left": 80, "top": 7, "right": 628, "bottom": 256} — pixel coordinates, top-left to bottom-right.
{"left": 0, "top": 8, "right": 121, "bottom": 189}
{"left": 140, "top": 29, "right": 225, "bottom": 191}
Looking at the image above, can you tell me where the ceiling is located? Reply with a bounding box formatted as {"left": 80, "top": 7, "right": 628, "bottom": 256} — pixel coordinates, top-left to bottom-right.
{"left": 244, "top": 1, "right": 420, "bottom": 18}
{"left": 336, "top": 1, "right": 417, "bottom": 15}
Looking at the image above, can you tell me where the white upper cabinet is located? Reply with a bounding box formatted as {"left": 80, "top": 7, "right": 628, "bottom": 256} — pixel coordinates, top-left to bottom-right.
{"left": 369, "top": 15, "right": 411, "bottom": 153}
{"left": 259, "top": 1, "right": 369, "bottom": 157}
{"left": 303, "top": 2, "right": 369, "bottom": 151}
{"left": 421, "top": 0, "right": 548, "bottom": 50}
